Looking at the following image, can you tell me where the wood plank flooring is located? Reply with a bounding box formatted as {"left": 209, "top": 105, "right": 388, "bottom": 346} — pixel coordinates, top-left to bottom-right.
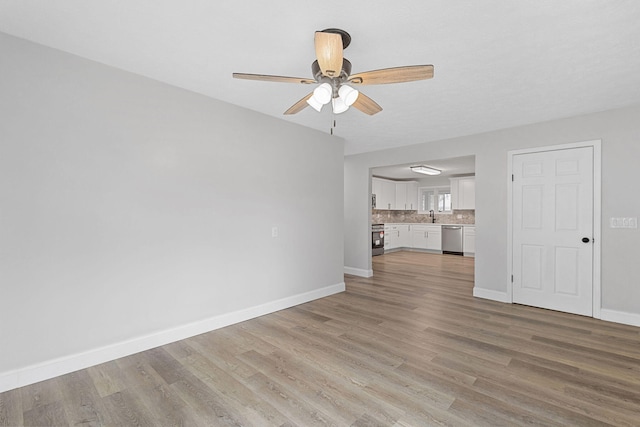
{"left": 2, "top": 251, "right": 640, "bottom": 426}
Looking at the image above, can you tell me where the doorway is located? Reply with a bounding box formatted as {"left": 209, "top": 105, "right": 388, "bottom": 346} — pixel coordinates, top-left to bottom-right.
{"left": 508, "top": 140, "right": 601, "bottom": 317}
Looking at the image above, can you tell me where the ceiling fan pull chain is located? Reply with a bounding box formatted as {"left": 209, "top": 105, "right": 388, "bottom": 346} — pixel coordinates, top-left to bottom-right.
{"left": 330, "top": 116, "right": 337, "bottom": 136}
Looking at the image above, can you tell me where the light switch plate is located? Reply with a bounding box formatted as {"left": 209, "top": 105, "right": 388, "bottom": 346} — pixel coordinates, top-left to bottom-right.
{"left": 610, "top": 217, "right": 638, "bottom": 228}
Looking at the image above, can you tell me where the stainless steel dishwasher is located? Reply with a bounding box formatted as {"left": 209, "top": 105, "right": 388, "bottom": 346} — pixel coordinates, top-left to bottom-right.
{"left": 441, "top": 225, "right": 463, "bottom": 255}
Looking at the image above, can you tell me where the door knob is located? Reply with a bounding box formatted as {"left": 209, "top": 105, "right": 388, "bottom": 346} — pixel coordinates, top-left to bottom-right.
{"left": 581, "top": 237, "right": 590, "bottom": 243}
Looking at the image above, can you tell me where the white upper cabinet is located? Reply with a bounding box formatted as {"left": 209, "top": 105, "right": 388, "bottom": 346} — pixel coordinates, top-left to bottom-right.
{"left": 373, "top": 178, "right": 417, "bottom": 210}
{"left": 395, "top": 183, "right": 406, "bottom": 210}
{"left": 372, "top": 178, "right": 382, "bottom": 208}
{"left": 372, "top": 177, "right": 396, "bottom": 210}
{"left": 381, "top": 179, "right": 396, "bottom": 210}
{"left": 406, "top": 182, "right": 418, "bottom": 211}
{"left": 395, "top": 181, "right": 418, "bottom": 211}
{"left": 450, "top": 177, "right": 476, "bottom": 210}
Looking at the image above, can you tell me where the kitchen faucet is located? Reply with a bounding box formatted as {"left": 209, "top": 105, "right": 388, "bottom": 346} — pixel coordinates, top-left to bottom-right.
{"left": 429, "top": 210, "right": 436, "bottom": 223}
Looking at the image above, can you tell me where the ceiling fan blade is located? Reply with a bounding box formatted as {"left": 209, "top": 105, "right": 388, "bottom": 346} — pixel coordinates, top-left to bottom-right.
{"left": 348, "top": 65, "right": 434, "bottom": 85}
{"left": 352, "top": 92, "right": 382, "bottom": 115}
{"left": 233, "top": 73, "right": 316, "bottom": 85}
{"left": 283, "top": 93, "right": 313, "bottom": 115}
{"left": 315, "top": 31, "right": 343, "bottom": 78}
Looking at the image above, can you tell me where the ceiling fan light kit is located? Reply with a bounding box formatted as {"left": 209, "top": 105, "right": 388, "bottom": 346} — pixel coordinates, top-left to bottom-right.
{"left": 338, "top": 85, "right": 359, "bottom": 106}
{"left": 410, "top": 165, "right": 441, "bottom": 176}
{"left": 312, "top": 83, "right": 333, "bottom": 105}
{"left": 233, "top": 28, "right": 434, "bottom": 118}
{"left": 331, "top": 96, "right": 349, "bottom": 114}
{"left": 306, "top": 95, "right": 324, "bottom": 112}
{"left": 307, "top": 83, "right": 359, "bottom": 114}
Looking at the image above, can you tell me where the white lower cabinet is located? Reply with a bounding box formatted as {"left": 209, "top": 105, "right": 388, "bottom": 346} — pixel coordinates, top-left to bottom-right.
{"left": 426, "top": 226, "right": 442, "bottom": 251}
{"left": 411, "top": 227, "right": 428, "bottom": 249}
{"left": 384, "top": 224, "right": 400, "bottom": 250}
{"left": 383, "top": 225, "right": 393, "bottom": 250}
{"left": 382, "top": 224, "right": 470, "bottom": 253}
{"left": 411, "top": 225, "right": 442, "bottom": 251}
{"left": 463, "top": 226, "right": 475, "bottom": 256}
{"left": 384, "top": 224, "right": 414, "bottom": 252}
{"left": 398, "top": 224, "right": 411, "bottom": 248}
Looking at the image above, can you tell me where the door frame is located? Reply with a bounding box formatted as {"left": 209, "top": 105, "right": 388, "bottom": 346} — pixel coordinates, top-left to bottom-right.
{"left": 507, "top": 140, "right": 602, "bottom": 318}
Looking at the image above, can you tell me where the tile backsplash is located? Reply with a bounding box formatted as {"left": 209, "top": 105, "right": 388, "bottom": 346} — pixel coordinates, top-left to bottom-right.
{"left": 372, "top": 209, "right": 475, "bottom": 224}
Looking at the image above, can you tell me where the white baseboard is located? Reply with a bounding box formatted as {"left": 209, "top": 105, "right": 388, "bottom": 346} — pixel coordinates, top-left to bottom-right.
{"left": 344, "top": 266, "right": 373, "bottom": 277}
{"left": 600, "top": 308, "right": 640, "bottom": 328}
{"left": 0, "top": 282, "right": 345, "bottom": 394}
{"left": 473, "top": 287, "right": 510, "bottom": 303}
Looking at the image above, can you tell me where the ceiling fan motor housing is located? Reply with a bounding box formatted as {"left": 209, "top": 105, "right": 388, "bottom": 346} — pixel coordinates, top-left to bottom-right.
{"left": 311, "top": 58, "right": 352, "bottom": 96}
{"left": 319, "top": 28, "right": 351, "bottom": 49}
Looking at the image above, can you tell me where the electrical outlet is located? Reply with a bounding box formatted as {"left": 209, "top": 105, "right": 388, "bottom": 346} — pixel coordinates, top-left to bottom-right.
{"left": 271, "top": 226, "right": 279, "bottom": 237}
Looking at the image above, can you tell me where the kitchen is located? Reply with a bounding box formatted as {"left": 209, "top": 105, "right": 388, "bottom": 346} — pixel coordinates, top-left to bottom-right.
{"left": 371, "top": 156, "right": 475, "bottom": 259}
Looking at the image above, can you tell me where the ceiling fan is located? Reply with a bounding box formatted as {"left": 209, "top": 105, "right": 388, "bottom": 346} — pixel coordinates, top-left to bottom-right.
{"left": 232, "top": 29, "right": 434, "bottom": 116}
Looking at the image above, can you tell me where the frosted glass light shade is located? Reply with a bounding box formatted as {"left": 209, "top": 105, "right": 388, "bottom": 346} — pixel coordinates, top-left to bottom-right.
{"left": 306, "top": 96, "right": 324, "bottom": 112}
{"left": 338, "top": 85, "right": 359, "bottom": 106}
{"left": 313, "top": 83, "right": 332, "bottom": 105}
{"left": 332, "top": 97, "right": 349, "bottom": 114}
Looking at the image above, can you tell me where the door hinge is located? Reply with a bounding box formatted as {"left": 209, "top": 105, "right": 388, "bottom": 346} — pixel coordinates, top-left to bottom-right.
{"left": 512, "top": 174, "right": 514, "bottom": 182}
{"left": 511, "top": 274, "right": 514, "bottom": 283}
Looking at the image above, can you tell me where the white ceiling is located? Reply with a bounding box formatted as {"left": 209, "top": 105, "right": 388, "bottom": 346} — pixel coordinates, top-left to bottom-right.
{"left": 1, "top": 1, "right": 640, "bottom": 155}
{"left": 373, "top": 156, "right": 475, "bottom": 180}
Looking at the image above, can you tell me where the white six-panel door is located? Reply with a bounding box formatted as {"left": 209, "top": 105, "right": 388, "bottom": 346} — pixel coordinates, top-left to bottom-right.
{"left": 512, "top": 146, "right": 594, "bottom": 316}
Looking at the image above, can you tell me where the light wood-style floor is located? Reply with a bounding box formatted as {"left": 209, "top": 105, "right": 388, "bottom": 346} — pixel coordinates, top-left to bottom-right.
{"left": 2, "top": 251, "right": 640, "bottom": 426}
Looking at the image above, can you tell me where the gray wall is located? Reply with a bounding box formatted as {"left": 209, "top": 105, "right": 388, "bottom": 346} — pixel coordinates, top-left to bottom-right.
{"left": 345, "top": 104, "right": 640, "bottom": 316}
{"left": 0, "top": 33, "right": 344, "bottom": 378}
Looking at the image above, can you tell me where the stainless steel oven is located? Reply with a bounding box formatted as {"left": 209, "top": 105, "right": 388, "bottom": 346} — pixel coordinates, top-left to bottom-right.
{"left": 372, "top": 223, "right": 385, "bottom": 256}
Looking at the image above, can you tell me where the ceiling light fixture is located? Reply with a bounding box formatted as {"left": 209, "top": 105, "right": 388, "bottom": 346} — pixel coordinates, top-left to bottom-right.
{"left": 338, "top": 84, "right": 359, "bottom": 106}
{"left": 306, "top": 96, "right": 324, "bottom": 112}
{"left": 313, "top": 83, "right": 332, "bottom": 104}
{"left": 333, "top": 84, "right": 359, "bottom": 114}
{"left": 233, "top": 28, "right": 435, "bottom": 117}
{"left": 306, "top": 82, "right": 332, "bottom": 111}
{"left": 307, "top": 83, "right": 360, "bottom": 114}
{"left": 410, "top": 165, "right": 441, "bottom": 176}
{"left": 332, "top": 96, "right": 349, "bottom": 114}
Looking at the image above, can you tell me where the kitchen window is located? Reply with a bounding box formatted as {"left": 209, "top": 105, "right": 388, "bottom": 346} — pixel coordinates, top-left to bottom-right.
{"left": 418, "top": 187, "right": 452, "bottom": 214}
